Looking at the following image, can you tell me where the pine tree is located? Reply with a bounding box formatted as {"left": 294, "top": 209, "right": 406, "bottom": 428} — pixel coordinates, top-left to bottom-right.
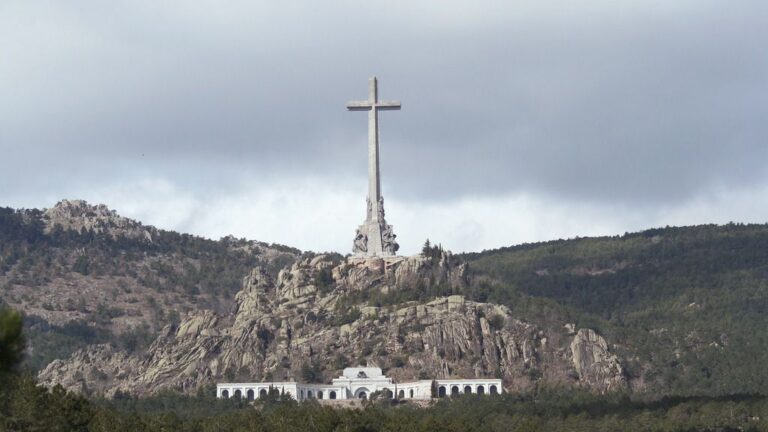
{"left": 0, "top": 308, "right": 24, "bottom": 374}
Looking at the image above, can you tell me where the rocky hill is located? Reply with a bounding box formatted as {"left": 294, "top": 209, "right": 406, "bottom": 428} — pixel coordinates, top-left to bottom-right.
{"left": 0, "top": 200, "right": 299, "bottom": 371}
{"left": 37, "top": 253, "right": 625, "bottom": 396}
{"left": 42, "top": 199, "right": 157, "bottom": 242}
{"left": 3, "top": 201, "right": 768, "bottom": 398}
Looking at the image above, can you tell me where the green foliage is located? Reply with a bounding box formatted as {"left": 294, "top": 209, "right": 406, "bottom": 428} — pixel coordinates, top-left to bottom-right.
{"left": 332, "top": 354, "right": 348, "bottom": 370}
{"left": 116, "top": 324, "right": 153, "bottom": 354}
{"left": 487, "top": 314, "right": 505, "bottom": 331}
{"left": 462, "top": 223, "right": 768, "bottom": 396}
{"left": 332, "top": 302, "right": 361, "bottom": 326}
{"left": 256, "top": 326, "right": 274, "bottom": 351}
{"left": 422, "top": 238, "right": 443, "bottom": 261}
{"left": 93, "top": 303, "right": 125, "bottom": 325}
{"left": 2, "top": 360, "right": 768, "bottom": 431}
{"left": 0, "top": 207, "right": 300, "bottom": 372}
{"left": 300, "top": 361, "right": 323, "bottom": 383}
{"left": 313, "top": 266, "right": 335, "bottom": 292}
{"left": 72, "top": 255, "right": 90, "bottom": 275}
{"left": 391, "top": 355, "right": 407, "bottom": 368}
{"left": 23, "top": 316, "right": 111, "bottom": 371}
{"left": 7, "top": 204, "right": 768, "bottom": 422}
{"left": 0, "top": 308, "right": 24, "bottom": 374}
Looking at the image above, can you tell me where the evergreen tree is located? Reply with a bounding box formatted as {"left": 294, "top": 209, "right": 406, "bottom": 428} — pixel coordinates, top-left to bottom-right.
{"left": 422, "top": 239, "right": 431, "bottom": 255}
{"left": 0, "top": 308, "right": 24, "bottom": 374}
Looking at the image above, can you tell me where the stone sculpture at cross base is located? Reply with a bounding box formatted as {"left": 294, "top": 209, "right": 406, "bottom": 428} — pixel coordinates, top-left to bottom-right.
{"left": 352, "top": 224, "right": 399, "bottom": 255}
{"left": 347, "top": 77, "right": 401, "bottom": 257}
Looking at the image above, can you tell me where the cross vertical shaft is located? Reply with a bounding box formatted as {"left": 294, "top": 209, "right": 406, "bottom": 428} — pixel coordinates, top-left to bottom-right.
{"left": 368, "top": 77, "right": 381, "bottom": 220}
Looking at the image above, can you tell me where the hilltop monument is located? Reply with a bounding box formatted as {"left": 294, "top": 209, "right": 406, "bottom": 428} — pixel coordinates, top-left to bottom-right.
{"left": 347, "top": 77, "right": 400, "bottom": 257}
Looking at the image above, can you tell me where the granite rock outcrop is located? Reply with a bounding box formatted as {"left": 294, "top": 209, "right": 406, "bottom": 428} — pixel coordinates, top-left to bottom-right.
{"left": 43, "top": 199, "right": 157, "bottom": 242}
{"left": 39, "top": 253, "right": 627, "bottom": 396}
{"left": 570, "top": 328, "right": 627, "bottom": 392}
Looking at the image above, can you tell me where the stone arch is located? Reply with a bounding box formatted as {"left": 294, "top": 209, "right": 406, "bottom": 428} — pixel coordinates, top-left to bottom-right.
{"left": 300, "top": 390, "right": 305, "bottom": 399}
{"left": 246, "top": 389, "right": 255, "bottom": 400}
{"left": 451, "top": 385, "right": 459, "bottom": 396}
{"left": 464, "top": 385, "right": 472, "bottom": 394}
{"left": 330, "top": 391, "right": 337, "bottom": 400}
{"left": 259, "top": 389, "right": 268, "bottom": 398}
{"left": 409, "top": 389, "right": 414, "bottom": 398}
{"left": 490, "top": 385, "right": 499, "bottom": 395}
{"left": 398, "top": 390, "right": 405, "bottom": 399}
{"left": 355, "top": 387, "right": 370, "bottom": 399}
{"left": 382, "top": 388, "right": 393, "bottom": 399}
{"left": 318, "top": 391, "right": 324, "bottom": 400}
{"left": 477, "top": 385, "right": 485, "bottom": 395}
{"left": 438, "top": 386, "right": 447, "bottom": 398}
{"left": 221, "top": 389, "right": 229, "bottom": 398}
{"left": 234, "top": 389, "right": 242, "bottom": 399}
{"left": 307, "top": 390, "right": 313, "bottom": 399}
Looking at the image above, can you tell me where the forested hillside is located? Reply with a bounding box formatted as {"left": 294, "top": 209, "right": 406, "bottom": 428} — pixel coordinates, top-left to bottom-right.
{"left": 2, "top": 201, "right": 768, "bottom": 429}
{"left": 2, "top": 201, "right": 768, "bottom": 399}
{"left": 0, "top": 201, "right": 299, "bottom": 371}
{"left": 460, "top": 224, "right": 768, "bottom": 396}
{"left": 3, "top": 305, "right": 767, "bottom": 431}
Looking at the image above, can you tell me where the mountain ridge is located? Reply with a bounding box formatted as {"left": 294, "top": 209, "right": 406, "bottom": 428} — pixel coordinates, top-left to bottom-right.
{"left": 2, "top": 200, "right": 767, "bottom": 397}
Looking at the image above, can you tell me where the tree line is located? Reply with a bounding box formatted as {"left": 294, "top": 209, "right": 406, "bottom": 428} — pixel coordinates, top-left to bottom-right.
{"left": 3, "top": 306, "right": 768, "bottom": 431}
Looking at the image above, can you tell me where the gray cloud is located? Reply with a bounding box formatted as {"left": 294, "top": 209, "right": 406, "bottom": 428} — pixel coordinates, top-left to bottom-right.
{"left": 2, "top": 1, "right": 767, "bottom": 242}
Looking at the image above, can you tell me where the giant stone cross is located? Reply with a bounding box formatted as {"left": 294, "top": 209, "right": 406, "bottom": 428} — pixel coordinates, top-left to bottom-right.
{"left": 347, "top": 77, "right": 400, "bottom": 257}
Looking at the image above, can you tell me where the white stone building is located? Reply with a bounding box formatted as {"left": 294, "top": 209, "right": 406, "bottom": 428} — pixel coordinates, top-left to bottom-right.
{"left": 216, "top": 367, "right": 502, "bottom": 401}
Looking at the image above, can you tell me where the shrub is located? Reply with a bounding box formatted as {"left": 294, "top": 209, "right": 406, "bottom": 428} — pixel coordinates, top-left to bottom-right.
{"left": 391, "top": 356, "right": 406, "bottom": 368}
{"left": 488, "top": 314, "right": 505, "bottom": 330}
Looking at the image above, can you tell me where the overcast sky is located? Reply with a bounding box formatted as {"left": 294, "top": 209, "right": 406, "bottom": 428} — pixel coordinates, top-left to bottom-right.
{"left": 2, "top": 1, "right": 767, "bottom": 254}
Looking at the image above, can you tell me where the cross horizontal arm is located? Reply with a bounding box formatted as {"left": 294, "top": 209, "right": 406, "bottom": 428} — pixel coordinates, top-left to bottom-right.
{"left": 347, "top": 100, "right": 372, "bottom": 111}
{"left": 376, "top": 101, "right": 401, "bottom": 110}
{"left": 346, "top": 100, "right": 401, "bottom": 111}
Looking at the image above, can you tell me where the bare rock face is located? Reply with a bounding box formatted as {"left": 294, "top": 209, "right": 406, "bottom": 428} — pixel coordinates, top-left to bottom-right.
{"left": 38, "top": 344, "right": 141, "bottom": 397}
{"left": 38, "top": 253, "right": 627, "bottom": 396}
{"left": 43, "top": 199, "right": 156, "bottom": 242}
{"left": 569, "top": 329, "right": 626, "bottom": 392}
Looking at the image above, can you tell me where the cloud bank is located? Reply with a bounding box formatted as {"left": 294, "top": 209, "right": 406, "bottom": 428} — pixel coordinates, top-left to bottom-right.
{"left": 1, "top": 0, "right": 767, "bottom": 253}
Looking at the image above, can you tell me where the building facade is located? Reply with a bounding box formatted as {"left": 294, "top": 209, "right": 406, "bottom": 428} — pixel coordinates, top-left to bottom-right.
{"left": 216, "top": 367, "right": 503, "bottom": 401}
